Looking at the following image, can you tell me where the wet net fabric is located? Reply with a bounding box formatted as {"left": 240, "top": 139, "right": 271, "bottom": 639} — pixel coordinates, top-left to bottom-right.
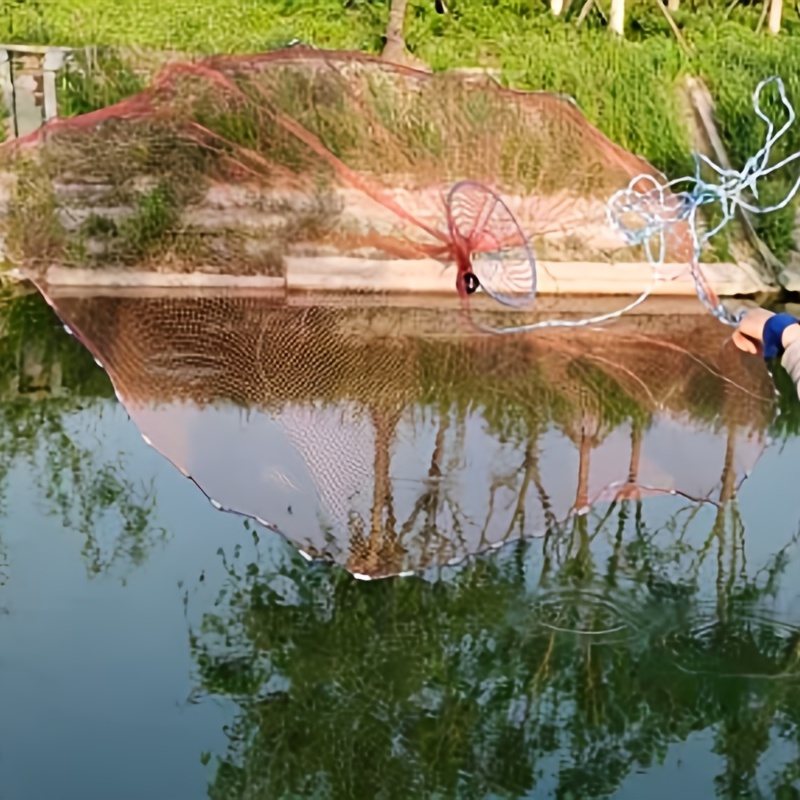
{"left": 39, "top": 289, "right": 775, "bottom": 578}
{"left": 5, "top": 48, "right": 693, "bottom": 289}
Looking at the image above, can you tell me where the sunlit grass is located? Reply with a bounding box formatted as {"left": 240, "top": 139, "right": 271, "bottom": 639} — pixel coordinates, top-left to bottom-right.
{"left": 0, "top": 0, "right": 385, "bottom": 53}
{"left": 3, "top": 0, "right": 800, "bottom": 255}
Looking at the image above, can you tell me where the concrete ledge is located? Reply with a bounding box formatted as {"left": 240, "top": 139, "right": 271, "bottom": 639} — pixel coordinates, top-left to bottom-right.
{"left": 779, "top": 270, "right": 800, "bottom": 294}
{"left": 38, "top": 286, "right": 719, "bottom": 317}
{"left": 285, "top": 257, "right": 775, "bottom": 297}
{"left": 29, "top": 257, "right": 776, "bottom": 296}
{"left": 41, "top": 266, "right": 285, "bottom": 288}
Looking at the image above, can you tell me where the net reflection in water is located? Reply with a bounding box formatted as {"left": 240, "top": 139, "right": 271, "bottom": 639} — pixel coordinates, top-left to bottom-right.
{"left": 37, "top": 289, "right": 775, "bottom": 578}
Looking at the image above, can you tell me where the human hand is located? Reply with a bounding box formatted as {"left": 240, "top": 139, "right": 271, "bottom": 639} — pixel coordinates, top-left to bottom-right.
{"left": 732, "top": 308, "right": 800, "bottom": 356}
{"left": 731, "top": 308, "right": 776, "bottom": 355}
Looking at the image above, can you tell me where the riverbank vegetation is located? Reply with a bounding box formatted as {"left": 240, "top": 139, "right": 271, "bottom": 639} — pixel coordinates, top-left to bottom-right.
{"left": 2, "top": 0, "right": 799, "bottom": 56}
{"left": 3, "top": 1, "right": 800, "bottom": 259}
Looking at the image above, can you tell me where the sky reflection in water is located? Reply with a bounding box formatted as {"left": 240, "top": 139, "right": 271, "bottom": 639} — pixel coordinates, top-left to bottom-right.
{"left": 0, "top": 287, "right": 799, "bottom": 800}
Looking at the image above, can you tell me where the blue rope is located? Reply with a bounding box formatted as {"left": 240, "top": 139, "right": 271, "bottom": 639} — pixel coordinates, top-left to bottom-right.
{"left": 472, "top": 77, "right": 800, "bottom": 335}
{"left": 607, "top": 76, "right": 800, "bottom": 326}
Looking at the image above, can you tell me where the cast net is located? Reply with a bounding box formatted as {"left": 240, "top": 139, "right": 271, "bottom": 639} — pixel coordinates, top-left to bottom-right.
{"left": 3, "top": 47, "right": 701, "bottom": 321}
{"left": 4, "top": 50, "right": 799, "bottom": 331}
{"left": 38, "top": 287, "right": 775, "bottom": 578}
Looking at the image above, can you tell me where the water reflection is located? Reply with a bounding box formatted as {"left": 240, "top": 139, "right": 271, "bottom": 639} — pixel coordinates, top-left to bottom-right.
{"left": 36, "top": 287, "right": 774, "bottom": 578}
{"left": 188, "top": 502, "right": 800, "bottom": 800}
{"left": 0, "top": 285, "right": 167, "bottom": 578}
{"left": 2, "top": 284, "right": 800, "bottom": 799}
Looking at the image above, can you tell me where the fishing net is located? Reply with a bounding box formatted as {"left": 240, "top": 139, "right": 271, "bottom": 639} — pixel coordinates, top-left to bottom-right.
{"left": 2, "top": 50, "right": 798, "bottom": 332}
{"left": 2, "top": 50, "right": 797, "bottom": 332}
{"left": 37, "top": 287, "right": 775, "bottom": 578}
{"left": 2, "top": 48, "right": 700, "bottom": 311}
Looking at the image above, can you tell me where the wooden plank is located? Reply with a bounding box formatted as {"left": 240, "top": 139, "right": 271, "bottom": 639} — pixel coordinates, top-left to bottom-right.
{"left": 285, "top": 256, "right": 775, "bottom": 297}
{"left": 41, "top": 265, "right": 286, "bottom": 288}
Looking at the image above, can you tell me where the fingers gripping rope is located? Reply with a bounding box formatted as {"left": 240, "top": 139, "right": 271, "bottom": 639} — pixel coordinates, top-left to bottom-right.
{"left": 454, "top": 77, "right": 800, "bottom": 334}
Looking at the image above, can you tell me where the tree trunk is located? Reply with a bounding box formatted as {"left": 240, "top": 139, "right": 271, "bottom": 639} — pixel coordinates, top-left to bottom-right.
{"left": 719, "top": 426, "right": 738, "bottom": 506}
{"left": 348, "top": 406, "right": 400, "bottom": 576}
{"left": 551, "top": 0, "right": 565, "bottom": 15}
{"left": 381, "top": 0, "right": 430, "bottom": 70}
{"left": 382, "top": 0, "right": 410, "bottom": 62}
{"left": 768, "top": 0, "right": 783, "bottom": 34}
{"left": 574, "top": 426, "right": 593, "bottom": 511}
{"left": 667, "top": 0, "right": 679, "bottom": 10}
{"left": 609, "top": 0, "right": 625, "bottom": 35}
{"left": 628, "top": 423, "right": 642, "bottom": 485}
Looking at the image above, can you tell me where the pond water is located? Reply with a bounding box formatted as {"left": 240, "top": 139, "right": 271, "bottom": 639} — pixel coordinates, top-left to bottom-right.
{"left": 2, "top": 284, "right": 800, "bottom": 800}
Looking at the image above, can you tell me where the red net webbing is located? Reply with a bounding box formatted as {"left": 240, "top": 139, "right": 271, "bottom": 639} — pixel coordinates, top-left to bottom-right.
{"left": 2, "top": 47, "right": 694, "bottom": 294}
{"left": 36, "top": 287, "right": 774, "bottom": 578}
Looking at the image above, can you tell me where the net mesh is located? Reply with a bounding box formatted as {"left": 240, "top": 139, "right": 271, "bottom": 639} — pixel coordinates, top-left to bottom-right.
{"left": 2, "top": 47, "right": 694, "bottom": 285}
{"left": 38, "top": 288, "right": 775, "bottom": 578}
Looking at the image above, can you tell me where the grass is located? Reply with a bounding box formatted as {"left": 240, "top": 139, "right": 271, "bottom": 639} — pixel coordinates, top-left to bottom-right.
{"left": 118, "top": 183, "right": 180, "bottom": 257}
{"left": 4, "top": 159, "right": 67, "bottom": 266}
{"left": 3, "top": 0, "right": 800, "bottom": 262}
{"left": 56, "top": 48, "right": 147, "bottom": 118}
{"left": 2, "top": 0, "right": 798, "bottom": 57}
{"left": 0, "top": 72, "right": 8, "bottom": 144}
{"left": 0, "top": 0, "right": 386, "bottom": 54}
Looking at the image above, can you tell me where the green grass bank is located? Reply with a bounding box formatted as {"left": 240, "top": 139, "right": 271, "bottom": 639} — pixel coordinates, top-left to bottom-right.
{"left": 3, "top": 1, "right": 800, "bottom": 260}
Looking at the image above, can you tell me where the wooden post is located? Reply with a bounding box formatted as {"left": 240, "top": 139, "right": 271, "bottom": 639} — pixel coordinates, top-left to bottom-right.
{"left": 609, "top": 0, "right": 625, "bottom": 35}
{"left": 0, "top": 48, "right": 15, "bottom": 139}
{"left": 42, "top": 47, "right": 64, "bottom": 122}
{"left": 768, "top": 0, "right": 783, "bottom": 34}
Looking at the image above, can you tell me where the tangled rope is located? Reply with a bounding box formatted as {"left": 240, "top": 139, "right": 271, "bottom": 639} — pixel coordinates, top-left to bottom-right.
{"left": 468, "top": 76, "right": 800, "bottom": 334}
{"left": 608, "top": 75, "right": 800, "bottom": 326}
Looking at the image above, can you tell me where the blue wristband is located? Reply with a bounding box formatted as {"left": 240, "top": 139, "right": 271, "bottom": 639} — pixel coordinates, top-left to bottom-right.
{"left": 762, "top": 313, "right": 800, "bottom": 359}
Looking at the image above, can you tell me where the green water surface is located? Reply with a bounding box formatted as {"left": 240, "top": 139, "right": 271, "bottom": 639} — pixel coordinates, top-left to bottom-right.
{"left": 1, "top": 286, "right": 800, "bottom": 800}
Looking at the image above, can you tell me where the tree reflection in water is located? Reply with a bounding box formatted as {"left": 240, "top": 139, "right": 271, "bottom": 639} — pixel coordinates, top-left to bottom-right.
{"left": 11, "top": 283, "right": 800, "bottom": 797}
{"left": 33, "top": 289, "right": 776, "bottom": 578}
{"left": 0, "top": 284, "right": 167, "bottom": 578}
{"left": 189, "top": 499, "right": 800, "bottom": 800}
